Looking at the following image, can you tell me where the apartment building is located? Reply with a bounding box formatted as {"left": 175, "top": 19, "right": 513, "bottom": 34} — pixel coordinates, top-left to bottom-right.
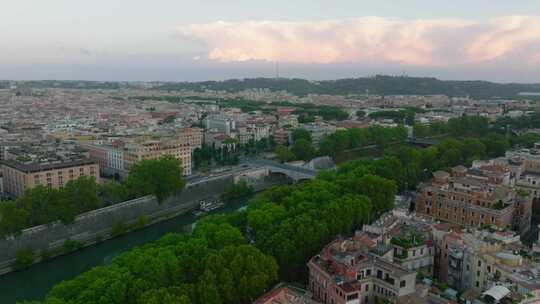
{"left": 274, "top": 128, "right": 290, "bottom": 146}
{"left": 301, "top": 123, "right": 337, "bottom": 147}
{"left": 236, "top": 124, "right": 271, "bottom": 145}
{"left": 124, "top": 137, "right": 192, "bottom": 176}
{"left": 204, "top": 116, "right": 236, "bottom": 134}
{"left": 254, "top": 284, "right": 320, "bottom": 304}
{"left": 1, "top": 158, "right": 99, "bottom": 197}
{"left": 175, "top": 127, "right": 203, "bottom": 150}
{"left": 360, "top": 211, "right": 435, "bottom": 276}
{"left": 308, "top": 238, "right": 417, "bottom": 304}
{"left": 415, "top": 168, "right": 525, "bottom": 232}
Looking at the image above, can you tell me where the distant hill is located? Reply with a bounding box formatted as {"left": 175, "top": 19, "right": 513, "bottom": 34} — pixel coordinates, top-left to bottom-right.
{"left": 5, "top": 76, "right": 540, "bottom": 99}
{"left": 156, "top": 76, "right": 540, "bottom": 99}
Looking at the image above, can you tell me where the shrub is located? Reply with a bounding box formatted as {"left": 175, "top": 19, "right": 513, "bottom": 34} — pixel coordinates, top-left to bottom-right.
{"left": 15, "top": 248, "right": 34, "bottom": 270}
{"left": 134, "top": 215, "right": 148, "bottom": 230}
{"left": 111, "top": 221, "right": 127, "bottom": 237}
{"left": 62, "top": 239, "right": 84, "bottom": 252}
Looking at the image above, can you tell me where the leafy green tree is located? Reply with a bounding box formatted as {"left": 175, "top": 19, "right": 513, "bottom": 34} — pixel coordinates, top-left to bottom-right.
{"left": 126, "top": 156, "right": 185, "bottom": 202}
{"left": 193, "top": 222, "right": 245, "bottom": 249}
{"left": 101, "top": 180, "right": 130, "bottom": 204}
{"left": 461, "top": 139, "right": 486, "bottom": 164}
{"left": 17, "top": 186, "right": 57, "bottom": 226}
{"left": 138, "top": 288, "right": 191, "bottom": 304}
{"left": 356, "top": 174, "right": 396, "bottom": 214}
{"left": 481, "top": 133, "right": 511, "bottom": 158}
{"left": 275, "top": 145, "right": 294, "bottom": 163}
{"left": 291, "top": 139, "right": 316, "bottom": 161}
{"left": 291, "top": 128, "right": 312, "bottom": 143}
{"left": 62, "top": 176, "right": 101, "bottom": 214}
{"left": 0, "top": 201, "right": 29, "bottom": 237}
{"left": 516, "top": 133, "right": 540, "bottom": 148}
{"left": 15, "top": 248, "right": 34, "bottom": 269}
{"left": 413, "top": 123, "right": 430, "bottom": 138}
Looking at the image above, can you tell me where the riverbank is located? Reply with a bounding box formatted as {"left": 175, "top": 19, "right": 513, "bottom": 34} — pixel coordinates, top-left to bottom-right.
{"left": 0, "top": 196, "right": 252, "bottom": 303}
{"left": 0, "top": 196, "right": 199, "bottom": 276}
{"left": 0, "top": 174, "right": 235, "bottom": 276}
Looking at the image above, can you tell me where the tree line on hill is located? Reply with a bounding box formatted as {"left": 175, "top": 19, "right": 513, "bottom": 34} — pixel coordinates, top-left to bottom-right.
{"left": 155, "top": 76, "right": 540, "bottom": 99}
{"left": 0, "top": 156, "right": 185, "bottom": 239}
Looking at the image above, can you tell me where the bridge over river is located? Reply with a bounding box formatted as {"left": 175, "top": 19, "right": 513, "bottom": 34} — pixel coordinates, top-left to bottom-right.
{"left": 247, "top": 159, "right": 318, "bottom": 182}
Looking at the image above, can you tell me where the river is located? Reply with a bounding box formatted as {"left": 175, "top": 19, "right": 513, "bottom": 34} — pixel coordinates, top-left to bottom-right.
{"left": 0, "top": 197, "right": 251, "bottom": 304}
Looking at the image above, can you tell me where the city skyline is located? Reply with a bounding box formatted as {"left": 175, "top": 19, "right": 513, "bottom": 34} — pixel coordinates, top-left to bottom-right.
{"left": 2, "top": 1, "right": 540, "bottom": 82}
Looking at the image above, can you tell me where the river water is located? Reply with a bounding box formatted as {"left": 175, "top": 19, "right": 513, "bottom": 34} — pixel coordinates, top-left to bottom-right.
{"left": 0, "top": 197, "right": 251, "bottom": 304}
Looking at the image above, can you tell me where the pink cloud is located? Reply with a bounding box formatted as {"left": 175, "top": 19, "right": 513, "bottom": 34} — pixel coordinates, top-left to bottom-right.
{"left": 177, "top": 16, "right": 540, "bottom": 67}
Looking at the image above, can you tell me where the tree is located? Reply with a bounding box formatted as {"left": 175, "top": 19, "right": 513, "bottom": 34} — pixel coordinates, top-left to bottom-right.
{"left": 126, "top": 156, "right": 185, "bottom": 203}
{"left": 0, "top": 201, "right": 28, "bottom": 237}
{"left": 101, "top": 180, "right": 130, "bottom": 204}
{"left": 138, "top": 288, "right": 191, "bottom": 304}
{"left": 356, "top": 174, "right": 397, "bottom": 214}
{"left": 291, "top": 139, "right": 316, "bottom": 161}
{"left": 481, "top": 133, "right": 510, "bottom": 158}
{"left": 15, "top": 248, "right": 34, "bottom": 269}
{"left": 62, "top": 176, "right": 101, "bottom": 214}
{"left": 17, "top": 185, "right": 59, "bottom": 226}
{"left": 275, "top": 145, "right": 294, "bottom": 163}
{"left": 516, "top": 133, "right": 540, "bottom": 148}
{"left": 461, "top": 139, "right": 486, "bottom": 164}
{"left": 291, "top": 128, "right": 312, "bottom": 143}
{"left": 413, "top": 123, "right": 430, "bottom": 138}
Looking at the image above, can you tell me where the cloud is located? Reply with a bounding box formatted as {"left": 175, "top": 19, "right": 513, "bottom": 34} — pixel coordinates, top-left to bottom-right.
{"left": 176, "top": 16, "right": 540, "bottom": 67}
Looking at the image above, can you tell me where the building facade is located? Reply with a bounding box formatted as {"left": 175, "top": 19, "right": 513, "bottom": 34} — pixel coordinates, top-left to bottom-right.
{"left": 308, "top": 238, "right": 417, "bottom": 304}
{"left": 2, "top": 159, "right": 100, "bottom": 197}
{"left": 415, "top": 169, "right": 524, "bottom": 232}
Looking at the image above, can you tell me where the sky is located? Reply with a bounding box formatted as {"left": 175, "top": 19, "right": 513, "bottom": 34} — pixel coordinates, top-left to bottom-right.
{"left": 2, "top": 0, "right": 540, "bottom": 82}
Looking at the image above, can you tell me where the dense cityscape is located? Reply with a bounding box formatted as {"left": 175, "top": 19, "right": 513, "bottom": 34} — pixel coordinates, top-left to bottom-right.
{"left": 4, "top": 1, "right": 540, "bottom": 304}
{"left": 1, "top": 78, "right": 540, "bottom": 304}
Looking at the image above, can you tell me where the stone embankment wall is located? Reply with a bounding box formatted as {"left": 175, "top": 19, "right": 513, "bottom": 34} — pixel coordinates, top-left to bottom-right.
{"left": 0, "top": 174, "right": 235, "bottom": 273}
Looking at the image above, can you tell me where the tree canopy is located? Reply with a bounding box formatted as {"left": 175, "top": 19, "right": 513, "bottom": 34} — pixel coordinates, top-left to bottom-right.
{"left": 125, "top": 156, "right": 185, "bottom": 203}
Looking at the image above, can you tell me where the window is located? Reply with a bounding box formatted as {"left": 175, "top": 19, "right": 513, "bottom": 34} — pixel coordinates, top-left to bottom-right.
{"left": 476, "top": 281, "right": 480, "bottom": 287}
{"left": 400, "top": 280, "right": 406, "bottom": 288}
{"left": 365, "top": 285, "right": 369, "bottom": 291}
{"left": 478, "top": 261, "right": 482, "bottom": 267}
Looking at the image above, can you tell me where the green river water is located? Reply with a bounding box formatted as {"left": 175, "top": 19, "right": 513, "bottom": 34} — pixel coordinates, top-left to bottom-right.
{"left": 0, "top": 198, "right": 251, "bottom": 304}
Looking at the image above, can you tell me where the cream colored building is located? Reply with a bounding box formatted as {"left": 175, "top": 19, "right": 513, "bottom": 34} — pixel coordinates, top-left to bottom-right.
{"left": 124, "top": 137, "right": 192, "bottom": 176}
{"left": 176, "top": 127, "right": 203, "bottom": 150}
{"left": 1, "top": 159, "right": 100, "bottom": 198}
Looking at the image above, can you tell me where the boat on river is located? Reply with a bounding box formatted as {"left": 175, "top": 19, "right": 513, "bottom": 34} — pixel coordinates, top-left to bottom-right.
{"left": 192, "top": 198, "right": 224, "bottom": 217}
